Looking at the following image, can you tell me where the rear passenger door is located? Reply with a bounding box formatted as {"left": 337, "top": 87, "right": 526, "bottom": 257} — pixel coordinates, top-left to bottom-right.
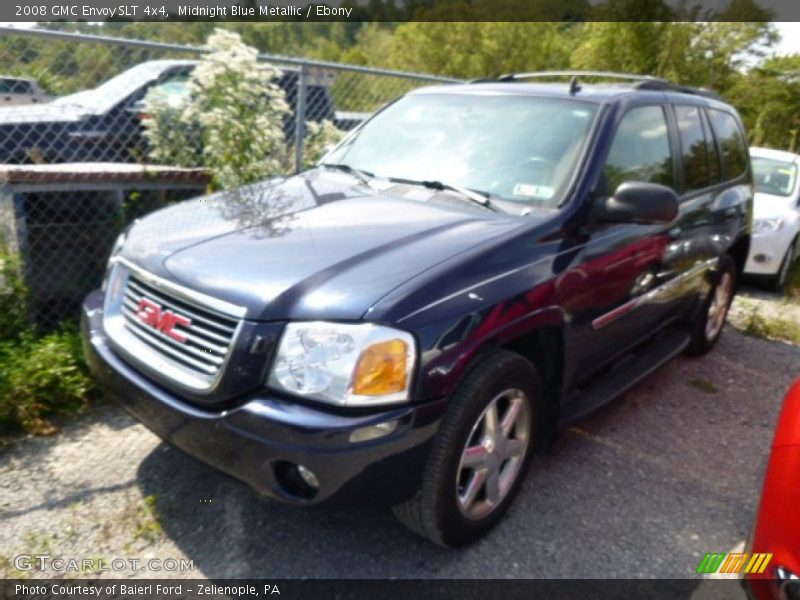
{"left": 666, "top": 102, "right": 746, "bottom": 313}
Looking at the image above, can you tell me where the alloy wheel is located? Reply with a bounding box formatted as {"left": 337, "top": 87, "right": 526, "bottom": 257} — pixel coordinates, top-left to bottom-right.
{"left": 455, "top": 388, "right": 531, "bottom": 520}
{"left": 705, "top": 271, "right": 733, "bottom": 341}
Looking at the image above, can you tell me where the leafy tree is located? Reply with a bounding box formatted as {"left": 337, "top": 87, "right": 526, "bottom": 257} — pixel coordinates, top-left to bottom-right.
{"left": 727, "top": 55, "right": 800, "bottom": 150}
{"left": 388, "top": 22, "right": 576, "bottom": 78}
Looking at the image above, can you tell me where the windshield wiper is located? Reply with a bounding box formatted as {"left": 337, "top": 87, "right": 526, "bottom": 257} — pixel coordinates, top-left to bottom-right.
{"left": 319, "top": 162, "right": 374, "bottom": 186}
{"left": 388, "top": 177, "right": 496, "bottom": 212}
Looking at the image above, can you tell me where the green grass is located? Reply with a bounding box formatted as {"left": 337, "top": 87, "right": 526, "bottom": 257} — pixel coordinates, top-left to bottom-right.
{"left": 689, "top": 378, "right": 719, "bottom": 395}
{"left": 738, "top": 304, "right": 800, "bottom": 346}
{"left": 132, "top": 495, "right": 164, "bottom": 543}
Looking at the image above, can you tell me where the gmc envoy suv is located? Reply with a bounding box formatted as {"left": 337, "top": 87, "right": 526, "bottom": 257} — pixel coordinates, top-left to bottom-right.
{"left": 82, "top": 71, "right": 753, "bottom": 547}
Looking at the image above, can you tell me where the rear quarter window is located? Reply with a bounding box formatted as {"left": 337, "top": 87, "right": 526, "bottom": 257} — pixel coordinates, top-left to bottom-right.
{"left": 675, "top": 105, "right": 710, "bottom": 192}
{"left": 708, "top": 109, "right": 748, "bottom": 181}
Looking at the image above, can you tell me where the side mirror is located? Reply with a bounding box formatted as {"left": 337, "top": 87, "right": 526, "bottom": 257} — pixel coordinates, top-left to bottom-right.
{"left": 594, "top": 181, "right": 679, "bottom": 225}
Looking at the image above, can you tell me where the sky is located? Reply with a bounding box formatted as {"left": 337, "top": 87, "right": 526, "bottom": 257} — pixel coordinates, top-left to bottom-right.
{"left": 775, "top": 22, "right": 800, "bottom": 56}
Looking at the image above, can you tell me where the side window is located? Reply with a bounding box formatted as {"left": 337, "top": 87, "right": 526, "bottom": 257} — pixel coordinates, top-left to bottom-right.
{"left": 10, "top": 80, "right": 32, "bottom": 94}
{"left": 604, "top": 105, "right": 674, "bottom": 194}
{"left": 675, "top": 105, "right": 710, "bottom": 192}
{"left": 701, "top": 109, "right": 721, "bottom": 184}
{"left": 708, "top": 109, "right": 748, "bottom": 180}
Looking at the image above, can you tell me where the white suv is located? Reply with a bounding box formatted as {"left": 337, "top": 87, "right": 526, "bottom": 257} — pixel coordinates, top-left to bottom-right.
{"left": 747, "top": 147, "right": 800, "bottom": 290}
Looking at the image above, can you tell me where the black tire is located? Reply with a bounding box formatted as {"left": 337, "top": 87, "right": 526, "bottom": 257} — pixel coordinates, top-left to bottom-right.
{"left": 392, "top": 349, "right": 543, "bottom": 547}
{"left": 769, "top": 241, "right": 796, "bottom": 293}
{"left": 686, "top": 255, "right": 737, "bottom": 356}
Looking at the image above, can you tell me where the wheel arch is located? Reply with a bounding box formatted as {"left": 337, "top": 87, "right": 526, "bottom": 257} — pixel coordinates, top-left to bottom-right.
{"left": 500, "top": 325, "right": 564, "bottom": 451}
{"left": 434, "top": 313, "right": 565, "bottom": 452}
{"left": 728, "top": 233, "right": 750, "bottom": 281}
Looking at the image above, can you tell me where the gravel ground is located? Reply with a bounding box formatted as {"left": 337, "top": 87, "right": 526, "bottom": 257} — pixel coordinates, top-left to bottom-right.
{"left": 1, "top": 326, "right": 798, "bottom": 581}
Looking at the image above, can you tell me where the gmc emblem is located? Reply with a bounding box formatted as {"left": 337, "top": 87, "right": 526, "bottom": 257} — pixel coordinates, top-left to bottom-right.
{"left": 135, "top": 298, "right": 192, "bottom": 343}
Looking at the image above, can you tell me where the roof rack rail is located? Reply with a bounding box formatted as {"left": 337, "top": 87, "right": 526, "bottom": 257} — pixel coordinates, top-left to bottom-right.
{"left": 478, "top": 70, "right": 722, "bottom": 100}
{"left": 632, "top": 79, "right": 722, "bottom": 100}
{"left": 494, "top": 70, "right": 668, "bottom": 84}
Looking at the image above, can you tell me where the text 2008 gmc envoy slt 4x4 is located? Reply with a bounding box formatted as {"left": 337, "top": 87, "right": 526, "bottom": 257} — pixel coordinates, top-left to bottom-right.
{"left": 82, "top": 72, "right": 753, "bottom": 546}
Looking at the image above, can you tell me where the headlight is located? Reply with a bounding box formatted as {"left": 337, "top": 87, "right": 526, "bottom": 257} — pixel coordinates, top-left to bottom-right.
{"left": 754, "top": 218, "right": 785, "bottom": 234}
{"left": 101, "top": 232, "right": 127, "bottom": 292}
{"left": 268, "top": 321, "right": 416, "bottom": 406}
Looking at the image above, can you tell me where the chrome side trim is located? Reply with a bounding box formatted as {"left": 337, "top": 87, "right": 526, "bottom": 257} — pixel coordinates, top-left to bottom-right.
{"left": 591, "top": 257, "right": 718, "bottom": 330}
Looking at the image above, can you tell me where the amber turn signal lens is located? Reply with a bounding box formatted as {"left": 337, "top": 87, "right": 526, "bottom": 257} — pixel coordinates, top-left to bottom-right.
{"left": 352, "top": 339, "right": 408, "bottom": 396}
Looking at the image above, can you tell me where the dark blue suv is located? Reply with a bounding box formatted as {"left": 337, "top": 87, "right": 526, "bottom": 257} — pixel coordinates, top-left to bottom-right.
{"left": 81, "top": 72, "right": 753, "bottom": 546}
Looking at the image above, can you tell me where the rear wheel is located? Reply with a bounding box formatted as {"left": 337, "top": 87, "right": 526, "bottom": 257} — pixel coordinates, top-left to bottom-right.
{"left": 392, "top": 349, "right": 542, "bottom": 547}
{"left": 686, "top": 255, "right": 736, "bottom": 356}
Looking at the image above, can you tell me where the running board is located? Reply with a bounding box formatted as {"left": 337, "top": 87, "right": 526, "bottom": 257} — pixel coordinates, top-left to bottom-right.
{"left": 558, "top": 330, "right": 690, "bottom": 429}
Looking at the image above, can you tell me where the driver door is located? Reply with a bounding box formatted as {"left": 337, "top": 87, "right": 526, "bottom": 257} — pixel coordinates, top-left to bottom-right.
{"left": 559, "top": 102, "right": 684, "bottom": 384}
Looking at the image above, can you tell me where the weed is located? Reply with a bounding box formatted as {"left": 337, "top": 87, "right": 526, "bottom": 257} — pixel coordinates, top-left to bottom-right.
{"left": 133, "top": 494, "right": 163, "bottom": 543}
{"left": 689, "top": 378, "right": 719, "bottom": 394}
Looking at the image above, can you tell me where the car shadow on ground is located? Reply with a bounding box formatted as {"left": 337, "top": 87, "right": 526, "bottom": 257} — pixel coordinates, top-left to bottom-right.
{"left": 136, "top": 329, "right": 799, "bottom": 580}
{"left": 136, "top": 443, "right": 456, "bottom": 578}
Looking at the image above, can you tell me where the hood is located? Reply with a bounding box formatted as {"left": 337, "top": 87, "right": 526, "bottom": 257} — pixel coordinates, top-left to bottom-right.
{"left": 0, "top": 101, "right": 86, "bottom": 124}
{"left": 121, "top": 171, "right": 526, "bottom": 321}
{"left": 753, "top": 191, "right": 800, "bottom": 220}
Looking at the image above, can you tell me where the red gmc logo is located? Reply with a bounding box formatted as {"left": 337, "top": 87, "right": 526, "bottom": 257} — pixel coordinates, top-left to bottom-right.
{"left": 136, "top": 298, "right": 192, "bottom": 343}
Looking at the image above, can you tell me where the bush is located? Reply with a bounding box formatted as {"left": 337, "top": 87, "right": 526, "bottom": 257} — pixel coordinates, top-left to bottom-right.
{"left": 0, "top": 328, "right": 95, "bottom": 436}
{"left": 303, "top": 119, "right": 346, "bottom": 169}
{"left": 0, "top": 251, "right": 96, "bottom": 438}
{"left": 0, "top": 253, "right": 28, "bottom": 341}
{"left": 143, "top": 29, "right": 291, "bottom": 190}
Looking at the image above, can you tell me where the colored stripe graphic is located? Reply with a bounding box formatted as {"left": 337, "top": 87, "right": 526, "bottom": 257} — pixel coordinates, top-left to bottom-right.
{"left": 696, "top": 552, "right": 773, "bottom": 574}
{"left": 745, "top": 553, "right": 773, "bottom": 574}
{"left": 720, "top": 553, "right": 748, "bottom": 574}
{"left": 697, "top": 553, "right": 726, "bottom": 574}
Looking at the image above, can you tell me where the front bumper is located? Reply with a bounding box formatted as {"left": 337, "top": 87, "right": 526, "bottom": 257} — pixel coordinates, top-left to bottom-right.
{"left": 81, "top": 289, "right": 445, "bottom": 506}
{"left": 744, "top": 231, "right": 795, "bottom": 277}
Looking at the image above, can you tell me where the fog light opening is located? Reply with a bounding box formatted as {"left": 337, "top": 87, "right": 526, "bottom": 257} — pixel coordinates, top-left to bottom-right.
{"left": 273, "top": 461, "right": 319, "bottom": 500}
{"left": 349, "top": 419, "right": 398, "bottom": 443}
{"left": 754, "top": 253, "right": 771, "bottom": 264}
{"left": 297, "top": 464, "right": 320, "bottom": 489}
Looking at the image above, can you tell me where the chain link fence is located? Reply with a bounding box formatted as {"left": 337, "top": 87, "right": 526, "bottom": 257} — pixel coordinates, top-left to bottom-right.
{"left": 0, "top": 26, "right": 459, "bottom": 327}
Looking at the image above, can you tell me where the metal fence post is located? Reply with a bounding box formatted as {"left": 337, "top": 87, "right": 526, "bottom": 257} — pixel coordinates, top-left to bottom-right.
{"left": 294, "top": 63, "right": 308, "bottom": 174}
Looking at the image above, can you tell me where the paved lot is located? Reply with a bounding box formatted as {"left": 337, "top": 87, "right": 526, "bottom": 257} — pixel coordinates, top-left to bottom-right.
{"left": 1, "top": 327, "right": 798, "bottom": 581}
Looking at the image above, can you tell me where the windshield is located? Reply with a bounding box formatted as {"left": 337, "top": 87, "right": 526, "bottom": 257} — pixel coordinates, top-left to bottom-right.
{"left": 752, "top": 156, "right": 798, "bottom": 197}
{"left": 324, "top": 93, "right": 599, "bottom": 208}
{"left": 146, "top": 75, "right": 192, "bottom": 108}
{"left": 53, "top": 61, "right": 184, "bottom": 112}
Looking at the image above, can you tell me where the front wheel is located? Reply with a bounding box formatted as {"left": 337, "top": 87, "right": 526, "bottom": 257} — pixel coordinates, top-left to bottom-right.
{"left": 686, "top": 255, "right": 736, "bottom": 356}
{"left": 392, "top": 349, "right": 542, "bottom": 547}
{"left": 769, "top": 241, "right": 796, "bottom": 292}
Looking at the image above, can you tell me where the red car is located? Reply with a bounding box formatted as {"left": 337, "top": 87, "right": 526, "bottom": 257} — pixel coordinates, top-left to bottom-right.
{"left": 746, "top": 378, "right": 800, "bottom": 599}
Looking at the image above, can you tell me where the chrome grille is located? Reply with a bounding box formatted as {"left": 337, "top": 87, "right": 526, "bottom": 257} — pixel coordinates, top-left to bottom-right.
{"left": 120, "top": 273, "right": 239, "bottom": 382}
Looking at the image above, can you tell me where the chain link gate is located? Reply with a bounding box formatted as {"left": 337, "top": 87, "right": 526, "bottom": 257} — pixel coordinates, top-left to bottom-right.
{"left": 0, "top": 26, "right": 459, "bottom": 327}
